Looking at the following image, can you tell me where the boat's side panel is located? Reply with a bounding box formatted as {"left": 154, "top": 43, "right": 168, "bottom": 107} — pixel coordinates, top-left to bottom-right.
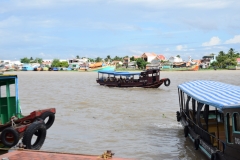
{"left": 0, "top": 150, "right": 133, "bottom": 160}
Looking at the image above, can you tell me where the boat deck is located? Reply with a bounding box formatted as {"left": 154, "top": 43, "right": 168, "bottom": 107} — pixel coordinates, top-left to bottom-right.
{"left": 0, "top": 149, "right": 132, "bottom": 160}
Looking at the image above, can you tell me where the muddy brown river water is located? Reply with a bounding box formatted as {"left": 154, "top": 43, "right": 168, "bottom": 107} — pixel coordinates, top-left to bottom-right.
{"left": 7, "top": 70, "right": 240, "bottom": 160}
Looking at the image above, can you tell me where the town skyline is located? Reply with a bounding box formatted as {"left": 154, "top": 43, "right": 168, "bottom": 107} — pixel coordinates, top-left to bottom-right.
{"left": 1, "top": 1, "right": 240, "bottom": 61}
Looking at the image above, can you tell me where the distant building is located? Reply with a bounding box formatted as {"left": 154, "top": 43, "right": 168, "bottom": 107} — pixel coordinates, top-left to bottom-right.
{"left": 156, "top": 55, "right": 166, "bottom": 61}
{"left": 123, "top": 57, "right": 130, "bottom": 66}
{"left": 141, "top": 52, "right": 157, "bottom": 63}
{"left": 237, "top": 58, "right": 240, "bottom": 65}
{"left": 169, "top": 56, "right": 183, "bottom": 63}
{"left": 201, "top": 54, "right": 216, "bottom": 68}
{"left": 42, "top": 59, "right": 52, "bottom": 66}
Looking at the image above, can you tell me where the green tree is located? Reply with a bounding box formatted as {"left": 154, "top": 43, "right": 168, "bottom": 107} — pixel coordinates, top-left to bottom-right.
{"left": 76, "top": 55, "right": 80, "bottom": 59}
{"left": 51, "top": 59, "right": 60, "bottom": 67}
{"left": 176, "top": 55, "right": 181, "bottom": 58}
{"left": 59, "top": 61, "right": 69, "bottom": 67}
{"left": 112, "top": 56, "right": 122, "bottom": 61}
{"left": 88, "top": 58, "right": 95, "bottom": 62}
{"left": 33, "top": 58, "right": 42, "bottom": 63}
{"left": 95, "top": 57, "right": 102, "bottom": 62}
{"left": 20, "top": 57, "right": 30, "bottom": 63}
{"left": 136, "top": 58, "right": 149, "bottom": 69}
{"left": 130, "top": 56, "right": 135, "bottom": 61}
{"left": 107, "top": 55, "right": 111, "bottom": 60}
{"left": 215, "top": 48, "right": 238, "bottom": 68}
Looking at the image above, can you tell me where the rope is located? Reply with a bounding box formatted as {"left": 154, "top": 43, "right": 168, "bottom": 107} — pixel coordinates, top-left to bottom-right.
{"left": 11, "top": 116, "right": 17, "bottom": 127}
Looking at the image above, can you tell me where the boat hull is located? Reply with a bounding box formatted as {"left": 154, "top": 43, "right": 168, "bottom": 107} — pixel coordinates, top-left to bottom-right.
{"left": 96, "top": 78, "right": 169, "bottom": 88}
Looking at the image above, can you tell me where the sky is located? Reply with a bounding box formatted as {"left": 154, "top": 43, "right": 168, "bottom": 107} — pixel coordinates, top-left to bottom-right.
{"left": 0, "top": 0, "right": 240, "bottom": 61}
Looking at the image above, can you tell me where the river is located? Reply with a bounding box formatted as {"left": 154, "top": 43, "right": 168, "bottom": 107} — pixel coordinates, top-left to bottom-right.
{"left": 9, "top": 70, "right": 240, "bottom": 160}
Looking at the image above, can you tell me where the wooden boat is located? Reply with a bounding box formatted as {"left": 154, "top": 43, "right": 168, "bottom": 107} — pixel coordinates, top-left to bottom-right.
{"left": 96, "top": 69, "right": 170, "bottom": 88}
{"left": 0, "top": 74, "right": 56, "bottom": 150}
{"left": 176, "top": 80, "right": 240, "bottom": 160}
{"left": 0, "top": 149, "right": 132, "bottom": 160}
{"left": 89, "top": 62, "right": 103, "bottom": 68}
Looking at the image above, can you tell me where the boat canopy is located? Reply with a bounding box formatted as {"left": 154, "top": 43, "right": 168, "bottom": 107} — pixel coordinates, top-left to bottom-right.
{"left": 178, "top": 80, "right": 240, "bottom": 110}
{"left": 98, "top": 71, "right": 141, "bottom": 76}
{"left": 0, "top": 75, "right": 17, "bottom": 86}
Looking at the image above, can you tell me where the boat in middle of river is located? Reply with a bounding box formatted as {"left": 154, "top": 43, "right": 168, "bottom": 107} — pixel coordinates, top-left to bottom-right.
{"left": 96, "top": 69, "right": 170, "bottom": 88}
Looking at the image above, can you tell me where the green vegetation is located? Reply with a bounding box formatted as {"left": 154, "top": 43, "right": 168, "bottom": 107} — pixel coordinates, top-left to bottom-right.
{"left": 211, "top": 48, "right": 239, "bottom": 69}
{"left": 51, "top": 59, "right": 68, "bottom": 67}
{"left": 136, "top": 58, "right": 149, "bottom": 69}
{"left": 20, "top": 57, "right": 43, "bottom": 63}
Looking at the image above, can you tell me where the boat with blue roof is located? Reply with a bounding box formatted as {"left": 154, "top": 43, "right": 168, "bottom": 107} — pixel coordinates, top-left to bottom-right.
{"left": 176, "top": 80, "right": 240, "bottom": 160}
{"left": 96, "top": 69, "right": 170, "bottom": 88}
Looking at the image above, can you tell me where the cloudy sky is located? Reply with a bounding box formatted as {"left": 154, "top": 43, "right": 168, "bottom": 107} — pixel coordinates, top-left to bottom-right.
{"left": 1, "top": 0, "right": 240, "bottom": 61}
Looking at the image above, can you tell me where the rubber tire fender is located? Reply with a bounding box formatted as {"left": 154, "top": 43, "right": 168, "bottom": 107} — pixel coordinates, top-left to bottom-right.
{"left": 194, "top": 138, "right": 200, "bottom": 150}
{"left": 0, "top": 127, "right": 19, "bottom": 147}
{"left": 40, "top": 111, "right": 55, "bottom": 129}
{"left": 184, "top": 126, "right": 188, "bottom": 137}
{"left": 22, "top": 121, "right": 46, "bottom": 150}
{"left": 164, "top": 79, "right": 171, "bottom": 87}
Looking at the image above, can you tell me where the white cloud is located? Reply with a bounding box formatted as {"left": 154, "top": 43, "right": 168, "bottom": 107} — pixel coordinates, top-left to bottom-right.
{"left": 165, "top": 48, "right": 170, "bottom": 51}
{"left": 202, "top": 36, "right": 221, "bottom": 46}
{"left": 225, "top": 35, "right": 240, "bottom": 44}
{"left": 176, "top": 45, "right": 187, "bottom": 51}
{"left": 176, "top": 45, "right": 183, "bottom": 50}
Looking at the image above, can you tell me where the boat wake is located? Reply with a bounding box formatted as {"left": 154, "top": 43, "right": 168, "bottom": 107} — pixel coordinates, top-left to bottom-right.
{"left": 154, "top": 122, "right": 182, "bottom": 129}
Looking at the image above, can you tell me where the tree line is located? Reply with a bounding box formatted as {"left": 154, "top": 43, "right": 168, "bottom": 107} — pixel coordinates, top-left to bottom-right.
{"left": 211, "top": 48, "right": 240, "bottom": 68}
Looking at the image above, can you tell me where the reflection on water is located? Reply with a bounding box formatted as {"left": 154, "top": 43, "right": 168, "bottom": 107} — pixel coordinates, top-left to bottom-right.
{"left": 3, "top": 70, "right": 239, "bottom": 159}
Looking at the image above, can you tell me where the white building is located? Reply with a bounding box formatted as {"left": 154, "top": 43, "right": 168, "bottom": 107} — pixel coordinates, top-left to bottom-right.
{"left": 169, "top": 56, "right": 183, "bottom": 63}
{"left": 141, "top": 53, "right": 157, "bottom": 63}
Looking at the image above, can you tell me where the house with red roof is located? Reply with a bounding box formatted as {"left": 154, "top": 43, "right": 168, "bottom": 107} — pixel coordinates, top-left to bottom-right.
{"left": 141, "top": 52, "right": 157, "bottom": 62}
{"left": 156, "top": 55, "right": 166, "bottom": 61}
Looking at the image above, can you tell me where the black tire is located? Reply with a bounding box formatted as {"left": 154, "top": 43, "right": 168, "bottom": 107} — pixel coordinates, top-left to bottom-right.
{"left": 40, "top": 111, "right": 55, "bottom": 129}
{"left": 184, "top": 126, "right": 188, "bottom": 137}
{"left": 194, "top": 138, "right": 200, "bottom": 150}
{"left": 22, "top": 121, "right": 46, "bottom": 150}
{"left": 176, "top": 111, "right": 181, "bottom": 122}
{"left": 164, "top": 79, "right": 171, "bottom": 87}
{"left": 0, "top": 127, "right": 19, "bottom": 147}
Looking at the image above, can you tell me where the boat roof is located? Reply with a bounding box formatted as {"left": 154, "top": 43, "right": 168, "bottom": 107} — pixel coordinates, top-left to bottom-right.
{"left": 178, "top": 80, "right": 240, "bottom": 110}
{"left": 0, "top": 75, "right": 17, "bottom": 86}
{"left": 98, "top": 70, "right": 141, "bottom": 76}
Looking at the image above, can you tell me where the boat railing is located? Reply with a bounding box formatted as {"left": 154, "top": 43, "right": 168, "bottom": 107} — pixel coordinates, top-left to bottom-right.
{"left": 181, "top": 111, "right": 226, "bottom": 153}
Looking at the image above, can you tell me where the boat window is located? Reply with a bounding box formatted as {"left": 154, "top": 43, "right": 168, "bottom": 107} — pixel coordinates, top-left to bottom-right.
{"left": 233, "top": 113, "right": 240, "bottom": 132}
{"left": 226, "top": 113, "right": 233, "bottom": 143}
{"left": 1, "top": 84, "right": 15, "bottom": 97}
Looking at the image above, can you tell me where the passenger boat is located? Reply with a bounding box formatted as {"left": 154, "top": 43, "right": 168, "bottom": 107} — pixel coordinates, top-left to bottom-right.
{"left": 22, "top": 64, "right": 33, "bottom": 71}
{"left": 0, "top": 74, "right": 56, "bottom": 150}
{"left": 96, "top": 69, "right": 170, "bottom": 88}
{"left": 176, "top": 80, "right": 240, "bottom": 160}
